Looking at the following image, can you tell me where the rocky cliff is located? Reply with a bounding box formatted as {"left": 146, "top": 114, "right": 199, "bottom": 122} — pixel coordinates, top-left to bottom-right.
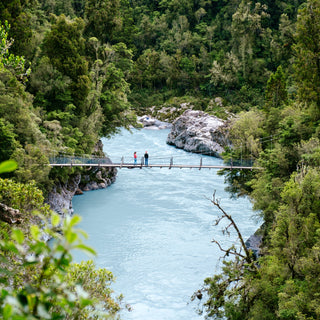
{"left": 46, "top": 141, "right": 117, "bottom": 216}
{"left": 166, "top": 109, "right": 229, "bottom": 157}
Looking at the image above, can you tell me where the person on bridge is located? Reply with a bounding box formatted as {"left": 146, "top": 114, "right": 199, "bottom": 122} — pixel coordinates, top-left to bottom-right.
{"left": 144, "top": 151, "right": 149, "bottom": 166}
{"left": 134, "top": 151, "right": 137, "bottom": 165}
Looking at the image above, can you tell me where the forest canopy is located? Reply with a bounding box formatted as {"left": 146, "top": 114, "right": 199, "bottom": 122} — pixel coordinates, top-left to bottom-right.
{"left": 1, "top": 0, "right": 320, "bottom": 319}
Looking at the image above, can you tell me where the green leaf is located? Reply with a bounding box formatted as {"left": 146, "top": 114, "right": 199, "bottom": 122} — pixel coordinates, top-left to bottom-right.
{"left": 77, "top": 229, "right": 89, "bottom": 239}
{"left": 51, "top": 212, "right": 61, "bottom": 227}
{"left": 30, "top": 225, "right": 40, "bottom": 241}
{"left": 0, "top": 160, "right": 18, "bottom": 174}
{"left": 3, "top": 304, "right": 12, "bottom": 319}
{"left": 74, "top": 244, "right": 96, "bottom": 256}
{"left": 69, "top": 215, "right": 82, "bottom": 227}
{"left": 12, "top": 229, "right": 24, "bottom": 245}
{"left": 66, "top": 231, "right": 78, "bottom": 244}
{"left": 79, "top": 298, "right": 93, "bottom": 307}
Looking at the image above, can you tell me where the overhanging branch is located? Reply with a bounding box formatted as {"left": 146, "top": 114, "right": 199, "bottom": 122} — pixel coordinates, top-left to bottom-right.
{"left": 211, "top": 191, "right": 256, "bottom": 268}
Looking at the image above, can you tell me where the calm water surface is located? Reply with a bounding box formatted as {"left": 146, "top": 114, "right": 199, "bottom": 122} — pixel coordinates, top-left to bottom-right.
{"left": 72, "top": 128, "right": 259, "bottom": 320}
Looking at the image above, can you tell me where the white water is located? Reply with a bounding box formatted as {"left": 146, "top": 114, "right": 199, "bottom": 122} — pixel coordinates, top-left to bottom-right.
{"left": 72, "top": 128, "right": 259, "bottom": 320}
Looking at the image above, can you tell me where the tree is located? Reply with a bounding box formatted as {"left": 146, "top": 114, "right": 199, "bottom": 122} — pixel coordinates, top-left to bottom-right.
{"left": 134, "top": 49, "right": 163, "bottom": 89}
{"left": 209, "top": 52, "right": 241, "bottom": 89}
{"left": 192, "top": 192, "right": 258, "bottom": 319}
{"left": 39, "top": 0, "right": 75, "bottom": 17}
{"left": 229, "top": 109, "right": 265, "bottom": 158}
{"left": 0, "top": 21, "right": 29, "bottom": 78}
{"left": 293, "top": 0, "right": 320, "bottom": 106}
{"left": 42, "top": 15, "right": 91, "bottom": 115}
{"left": 249, "top": 168, "right": 320, "bottom": 319}
{"left": 0, "top": 0, "right": 34, "bottom": 57}
{"left": 264, "top": 65, "right": 288, "bottom": 111}
{"left": 0, "top": 118, "right": 18, "bottom": 162}
{"left": 29, "top": 57, "right": 73, "bottom": 112}
{"left": 85, "top": 39, "right": 135, "bottom": 137}
{"left": 99, "top": 44, "right": 134, "bottom": 136}
{"left": 230, "top": 1, "right": 270, "bottom": 84}
{"left": 84, "top": 0, "right": 121, "bottom": 43}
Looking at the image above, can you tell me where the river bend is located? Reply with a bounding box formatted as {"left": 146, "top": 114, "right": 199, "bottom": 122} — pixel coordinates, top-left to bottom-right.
{"left": 72, "top": 128, "right": 259, "bottom": 320}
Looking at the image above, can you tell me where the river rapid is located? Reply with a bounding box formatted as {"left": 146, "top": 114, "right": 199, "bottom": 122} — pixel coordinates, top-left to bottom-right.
{"left": 72, "top": 128, "right": 259, "bottom": 320}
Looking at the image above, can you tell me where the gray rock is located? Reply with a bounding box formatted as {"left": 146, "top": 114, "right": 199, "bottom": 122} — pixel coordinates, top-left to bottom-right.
{"left": 167, "top": 109, "right": 229, "bottom": 157}
{"left": 46, "top": 140, "right": 118, "bottom": 216}
{"left": 46, "top": 174, "right": 81, "bottom": 216}
{"left": 98, "top": 182, "right": 106, "bottom": 189}
{"left": 245, "top": 234, "right": 262, "bottom": 259}
{"left": 137, "top": 115, "right": 172, "bottom": 129}
{"left": 75, "top": 188, "right": 83, "bottom": 195}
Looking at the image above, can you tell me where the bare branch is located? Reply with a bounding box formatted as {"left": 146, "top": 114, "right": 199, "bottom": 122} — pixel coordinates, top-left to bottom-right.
{"left": 212, "top": 239, "right": 246, "bottom": 259}
{"left": 210, "top": 191, "right": 256, "bottom": 267}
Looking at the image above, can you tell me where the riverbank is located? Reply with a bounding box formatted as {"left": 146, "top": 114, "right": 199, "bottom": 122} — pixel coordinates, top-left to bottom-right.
{"left": 46, "top": 140, "right": 117, "bottom": 216}
{"left": 72, "top": 128, "right": 259, "bottom": 320}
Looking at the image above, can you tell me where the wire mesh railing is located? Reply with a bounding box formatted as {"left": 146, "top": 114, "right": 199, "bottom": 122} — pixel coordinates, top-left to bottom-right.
{"left": 49, "top": 155, "right": 112, "bottom": 165}
{"left": 49, "top": 155, "right": 257, "bottom": 169}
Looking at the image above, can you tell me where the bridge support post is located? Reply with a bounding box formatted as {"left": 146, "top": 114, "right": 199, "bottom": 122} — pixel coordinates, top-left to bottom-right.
{"left": 120, "top": 156, "right": 124, "bottom": 169}
{"left": 140, "top": 157, "right": 144, "bottom": 169}
{"left": 199, "top": 158, "right": 202, "bottom": 170}
{"left": 169, "top": 157, "right": 173, "bottom": 169}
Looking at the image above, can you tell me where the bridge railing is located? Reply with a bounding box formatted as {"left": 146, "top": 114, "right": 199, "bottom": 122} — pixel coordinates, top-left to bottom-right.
{"left": 224, "top": 159, "right": 255, "bottom": 168}
{"left": 49, "top": 155, "right": 112, "bottom": 165}
{"left": 49, "top": 155, "right": 256, "bottom": 168}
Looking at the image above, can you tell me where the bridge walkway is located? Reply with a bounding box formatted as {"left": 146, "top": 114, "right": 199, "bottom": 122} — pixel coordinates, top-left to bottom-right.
{"left": 49, "top": 156, "right": 261, "bottom": 170}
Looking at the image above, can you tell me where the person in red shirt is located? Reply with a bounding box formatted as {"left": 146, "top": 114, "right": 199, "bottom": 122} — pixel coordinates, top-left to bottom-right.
{"left": 134, "top": 151, "right": 137, "bottom": 165}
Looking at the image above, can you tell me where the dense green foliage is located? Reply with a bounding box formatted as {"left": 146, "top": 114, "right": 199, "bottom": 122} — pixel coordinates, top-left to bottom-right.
{"left": 194, "top": 1, "right": 320, "bottom": 319}
{"left": 1, "top": 0, "right": 320, "bottom": 319}
{"left": 0, "top": 163, "right": 122, "bottom": 319}
{"left": 0, "top": 0, "right": 310, "bottom": 186}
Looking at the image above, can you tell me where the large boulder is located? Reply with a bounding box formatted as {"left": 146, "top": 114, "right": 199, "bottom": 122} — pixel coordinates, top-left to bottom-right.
{"left": 166, "top": 109, "right": 229, "bottom": 157}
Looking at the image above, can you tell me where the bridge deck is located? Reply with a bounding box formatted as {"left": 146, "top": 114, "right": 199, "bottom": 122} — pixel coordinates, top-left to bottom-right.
{"left": 49, "top": 163, "right": 260, "bottom": 170}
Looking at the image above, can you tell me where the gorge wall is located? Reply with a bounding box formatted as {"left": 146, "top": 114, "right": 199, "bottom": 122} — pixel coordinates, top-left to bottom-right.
{"left": 46, "top": 141, "right": 117, "bottom": 216}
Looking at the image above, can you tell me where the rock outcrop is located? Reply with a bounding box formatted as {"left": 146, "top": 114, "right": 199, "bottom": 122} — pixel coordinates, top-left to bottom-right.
{"left": 137, "top": 115, "right": 172, "bottom": 130}
{"left": 166, "top": 109, "right": 229, "bottom": 157}
{"left": 149, "top": 102, "right": 193, "bottom": 122}
{"left": 0, "top": 202, "right": 22, "bottom": 224}
{"left": 46, "top": 140, "right": 117, "bottom": 216}
{"left": 79, "top": 165, "right": 117, "bottom": 191}
{"left": 46, "top": 174, "right": 81, "bottom": 216}
{"left": 245, "top": 233, "right": 262, "bottom": 259}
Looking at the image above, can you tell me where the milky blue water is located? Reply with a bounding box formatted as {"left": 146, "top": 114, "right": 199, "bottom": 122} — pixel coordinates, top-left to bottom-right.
{"left": 72, "top": 128, "right": 259, "bottom": 320}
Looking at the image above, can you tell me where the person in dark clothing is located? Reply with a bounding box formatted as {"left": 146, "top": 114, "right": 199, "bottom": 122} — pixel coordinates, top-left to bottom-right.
{"left": 144, "top": 151, "right": 149, "bottom": 166}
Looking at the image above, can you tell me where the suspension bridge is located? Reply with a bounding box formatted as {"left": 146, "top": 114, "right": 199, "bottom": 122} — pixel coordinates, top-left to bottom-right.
{"left": 47, "top": 132, "right": 281, "bottom": 171}
{"left": 49, "top": 155, "right": 262, "bottom": 170}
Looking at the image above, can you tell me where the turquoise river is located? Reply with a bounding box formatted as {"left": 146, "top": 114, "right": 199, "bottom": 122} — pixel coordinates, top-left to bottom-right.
{"left": 72, "top": 128, "right": 260, "bottom": 320}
